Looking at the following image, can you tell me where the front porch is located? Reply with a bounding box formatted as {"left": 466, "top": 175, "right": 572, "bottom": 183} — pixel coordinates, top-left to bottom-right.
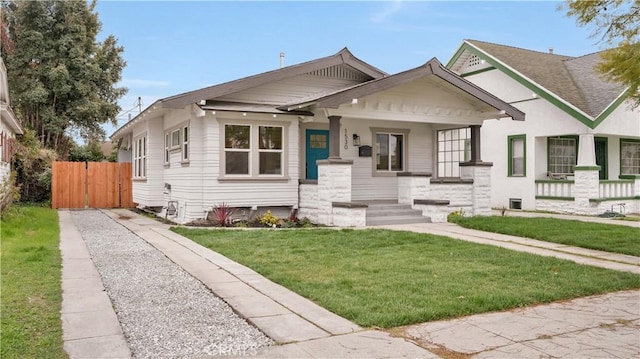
{"left": 535, "top": 175, "right": 640, "bottom": 215}
{"left": 298, "top": 162, "right": 491, "bottom": 226}
{"left": 533, "top": 133, "right": 640, "bottom": 215}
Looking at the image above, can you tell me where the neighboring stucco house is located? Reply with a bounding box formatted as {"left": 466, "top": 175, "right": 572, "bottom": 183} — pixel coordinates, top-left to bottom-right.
{"left": 447, "top": 40, "right": 640, "bottom": 215}
{"left": 111, "top": 48, "right": 523, "bottom": 225}
{"left": 1, "top": 56, "right": 23, "bottom": 182}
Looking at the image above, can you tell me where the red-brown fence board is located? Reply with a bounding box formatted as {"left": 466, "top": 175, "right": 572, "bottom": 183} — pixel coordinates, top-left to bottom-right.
{"left": 52, "top": 162, "right": 86, "bottom": 209}
{"left": 52, "top": 161, "right": 133, "bottom": 209}
{"left": 119, "top": 163, "right": 134, "bottom": 208}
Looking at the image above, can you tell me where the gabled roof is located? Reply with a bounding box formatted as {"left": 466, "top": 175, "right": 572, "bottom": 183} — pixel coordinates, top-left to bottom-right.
{"left": 162, "top": 48, "right": 387, "bottom": 109}
{"left": 446, "top": 40, "right": 628, "bottom": 128}
{"left": 282, "top": 58, "right": 525, "bottom": 121}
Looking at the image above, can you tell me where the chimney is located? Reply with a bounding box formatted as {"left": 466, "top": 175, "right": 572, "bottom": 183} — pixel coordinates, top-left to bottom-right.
{"left": 279, "top": 52, "right": 285, "bottom": 68}
{"left": 548, "top": 47, "right": 554, "bottom": 54}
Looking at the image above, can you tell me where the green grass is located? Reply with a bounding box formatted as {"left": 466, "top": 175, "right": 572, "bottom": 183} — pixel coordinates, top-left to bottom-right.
{"left": 172, "top": 228, "right": 640, "bottom": 328}
{"left": 453, "top": 216, "right": 640, "bottom": 257}
{"left": 1, "top": 206, "right": 66, "bottom": 358}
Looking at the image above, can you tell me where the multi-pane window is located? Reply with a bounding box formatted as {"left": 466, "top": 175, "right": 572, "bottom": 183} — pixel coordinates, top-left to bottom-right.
{"left": 508, "top": 135, "right": 526, "bottom": 177}
{"left": 170, "top": 129, "right": 180, "bottom": 149}
{"left": 182, "top": 126, "right": 189, "bottom": 162}
{"left": 620, "top": 139, "right": 640, "bottom": 175}
{"left": 224, "top": 125, "right": 250, "bottom": 175}
{"left": 133, "top": 136, "right": 146, "bottom": 178}
{"left": 376, "top": 133, "right": 404, "bottom": 171}
{"left": 437, "top": 128, "right": 470, "bottom": 177}
{"left": 223, "top": 124, "right": 284, "bottom": 176}
{"left": 548, "top": 137, "right": 576, "bottom": 174}
{"left": 258, "top": 126, "right": 282, "bottom": 175}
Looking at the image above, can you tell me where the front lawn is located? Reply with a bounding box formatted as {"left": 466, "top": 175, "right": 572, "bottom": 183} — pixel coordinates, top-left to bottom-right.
{"left": 452, "top": 216, "right": 640, "bottom": 257}
{"left": 1, "top": 206, "right": 66, "bottom": 358}
{"left": 172, "top": 228, "right": 640, "bottom": 328}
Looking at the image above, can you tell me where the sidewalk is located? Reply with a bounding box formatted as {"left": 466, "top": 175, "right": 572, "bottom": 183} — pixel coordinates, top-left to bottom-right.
{"left": 60, "top": 208, "right": 639, "bottom": 358}
{"left": 493, "top": 209, "right": 640, "bottom": 228}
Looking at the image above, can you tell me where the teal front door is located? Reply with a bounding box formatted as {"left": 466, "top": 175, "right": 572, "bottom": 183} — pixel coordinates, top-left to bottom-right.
{"left": 305, "top": 129, "right": 329, "bottom": 180}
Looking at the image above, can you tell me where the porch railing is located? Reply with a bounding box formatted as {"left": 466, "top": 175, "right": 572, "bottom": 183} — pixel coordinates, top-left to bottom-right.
{"left": 598, "top": 180, "right": 635, "bottom": 199}
{"left": 535, "top": 180, "right": 574, "bottom": 199}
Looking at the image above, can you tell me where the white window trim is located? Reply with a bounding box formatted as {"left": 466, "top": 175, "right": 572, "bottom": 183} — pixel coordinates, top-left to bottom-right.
{"left": 164, "top": 133, "right": 170, "bottom": 165}
{"left": 370, "top": 127, "right": 410, "bottom": 177}
{"left": 133, "top": 133, "right": 147, "bottom": 180}
{"left": 170, "top": 129, "right": 180, "bottom": 149}
{"left": 181, "top": 125, "right": 189, "bottom": 163}
{"left": 436, "top": 127, "right": 471, "bottom": 178}
{"left": 219, "top": 120, "right": 289, "bottom": 181}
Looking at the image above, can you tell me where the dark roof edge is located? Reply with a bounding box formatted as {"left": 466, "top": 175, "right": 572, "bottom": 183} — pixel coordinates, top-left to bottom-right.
{"left": 429, "top": 59, "right": 525, "bottom": 121}
{"left": 162, "top": 48, "right": 387, "bottom": 109}
{"left": 312, "top": 58, "right": 525, "bottom": 121}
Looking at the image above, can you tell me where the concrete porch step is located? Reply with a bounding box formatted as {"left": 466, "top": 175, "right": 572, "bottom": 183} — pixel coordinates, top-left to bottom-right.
{"left": 364, "top": 202, "right": 430, "bottom": 226}
{"left": 366, "top": 215, "right": 431, "bottom": 226}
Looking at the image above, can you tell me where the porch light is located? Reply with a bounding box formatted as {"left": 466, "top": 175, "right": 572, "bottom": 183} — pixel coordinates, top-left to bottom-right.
{"left": 353, "top": 133, "right": 361, "bottom": 146}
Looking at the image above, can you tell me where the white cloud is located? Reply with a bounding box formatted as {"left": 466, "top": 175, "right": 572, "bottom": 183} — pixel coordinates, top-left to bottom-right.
{"left": 370, "top": 0, "right": 403, "bottom": 23}
{"left": 120, "top": 78, "right": 170, "bottom": 88}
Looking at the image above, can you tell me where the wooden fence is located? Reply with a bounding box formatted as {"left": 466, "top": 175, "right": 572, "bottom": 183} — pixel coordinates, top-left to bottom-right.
{"left": 52, "top": 161, "right": 134, "bottom": 209}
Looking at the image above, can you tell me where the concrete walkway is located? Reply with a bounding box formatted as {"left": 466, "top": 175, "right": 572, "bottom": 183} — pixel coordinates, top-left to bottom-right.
{"left": 376, "top": 221, "right": 640, "bottom": 274}
{"left": 60, "top": 208, "right": 639, "bottom": 358}
{"left": 59, "top": 211, "right": 131, "bottom": 358}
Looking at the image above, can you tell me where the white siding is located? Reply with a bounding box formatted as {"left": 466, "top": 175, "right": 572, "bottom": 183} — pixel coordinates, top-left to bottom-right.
{"left": 201, "top": 112, "right": 300, "bottom": 212}
{"left": 218, "top": 74, "right": 365, "bottom": 105}
{"left": 465, "top": 68, "right": 640, "bottom": 210}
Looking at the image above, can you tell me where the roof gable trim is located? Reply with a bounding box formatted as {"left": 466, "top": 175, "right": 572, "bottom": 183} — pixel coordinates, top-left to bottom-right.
{"left": 449, "top": 41, "right": 599, "bottom": 128}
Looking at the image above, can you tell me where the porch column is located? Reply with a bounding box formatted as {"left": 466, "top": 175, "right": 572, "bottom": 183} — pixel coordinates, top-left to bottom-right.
{"left": 316, "top": 159, "right": 353, "bottom": 226}
{"left": 574, "top": 133, "right": 600, "bottom": 214}
{"left": 460, "top": 162, "right": 493, "bottom": 216}
{"left": 469, "top": 125, "right": 482, "bottom": 163}
{"left": 577, "top": 133, "right": 596, "bottom": 166}
{"left": 328, "top": 115, "right": 342, "bottom": 159}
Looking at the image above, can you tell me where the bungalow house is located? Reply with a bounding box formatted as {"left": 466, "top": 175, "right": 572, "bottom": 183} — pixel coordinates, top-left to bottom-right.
{"left": 110, "top": 48, "right": 523, "bottom": 226}
{"left": 447, "top": 40, "right": 640, "bottom": 215}
{"left": 1, "top": 56, "right": 23, "bottom": 182}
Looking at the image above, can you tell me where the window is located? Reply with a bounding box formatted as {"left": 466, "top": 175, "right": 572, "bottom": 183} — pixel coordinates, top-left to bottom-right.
{"left": 437, "top": 128, "right": 471, "bottom": 177}
{"left": 222, "top": 123, "right": 285, "bottom": 178}
{"left": 509, "top": 198, "right": 522, "bottom": 210}
{"left": 182, "top": 125, "right": 189, "bottom": 162}
{"left": 224, "top": 125, "right": 250, "bottom": 175}
{"left": 548, "top": 137, "right": 576, "bottom": 175}
{"left": 508, "top": 135, "right": 526, "bottom": 177}
{"left": 376, "top": 133, "right": 404, "bottom": 171}
{"left": 620, "top": 139, "right": 640, "bottom": 175}
{"left": 133, "top": 135, "right": 146, "bottom": 178}
{"left": 170, "top": 129, "right": 180, "bottom": 149}
{"left": 258, "top": 126, "right": 282, "bottom": 175}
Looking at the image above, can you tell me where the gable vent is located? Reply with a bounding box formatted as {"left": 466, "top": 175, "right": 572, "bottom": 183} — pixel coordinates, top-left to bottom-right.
{"left": 460, "top": 54, "right": 488, "bottom": 73}
{"left": 306, "top": 64, "right": 371, "bottom": 81}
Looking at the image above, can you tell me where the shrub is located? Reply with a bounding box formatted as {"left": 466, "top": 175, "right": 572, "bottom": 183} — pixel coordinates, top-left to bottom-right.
{"left": 259, "top": 210, "right": 279, "bottom": 227}
{"left": 210, "top": 203, "right": 237, "bottom": 226}
{"left": 0, "top": 170, "right": 21, "bottom": 218}
{"left": 447, "top": 208, "right": 466, "bottom": 223}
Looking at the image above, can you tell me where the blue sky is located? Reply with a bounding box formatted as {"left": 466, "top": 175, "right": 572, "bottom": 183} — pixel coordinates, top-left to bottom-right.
{"left": 95, "top": 0, "right": 604, "bottom": 137}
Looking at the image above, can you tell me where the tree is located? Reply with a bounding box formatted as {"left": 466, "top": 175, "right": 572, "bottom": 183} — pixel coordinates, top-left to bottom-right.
{"left": 1, "top": 0, "right": 127, "bottom": 152}
{"left": 564, "top": 0, "right": 640, "bottom": 107}
{"left": 68, "top": 140, "right": 106, "bottom": 162}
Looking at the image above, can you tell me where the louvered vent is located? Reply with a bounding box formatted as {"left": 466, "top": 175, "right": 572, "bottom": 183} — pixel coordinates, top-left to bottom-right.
{"left": 306, "top": 64, "right": 371, "bottom": 81}
{"left": 460, "top": 55, "right": 486, "bottom": 73}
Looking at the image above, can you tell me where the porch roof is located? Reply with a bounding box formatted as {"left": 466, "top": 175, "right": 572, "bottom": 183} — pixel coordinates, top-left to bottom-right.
{"left": 280, "top": 58, "right": 525, "bottom": 121}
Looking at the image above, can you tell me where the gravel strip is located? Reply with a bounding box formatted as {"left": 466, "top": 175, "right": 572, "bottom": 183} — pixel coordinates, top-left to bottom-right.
{"left": 70, "top": 210, "right": 273, "bottom": 358}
